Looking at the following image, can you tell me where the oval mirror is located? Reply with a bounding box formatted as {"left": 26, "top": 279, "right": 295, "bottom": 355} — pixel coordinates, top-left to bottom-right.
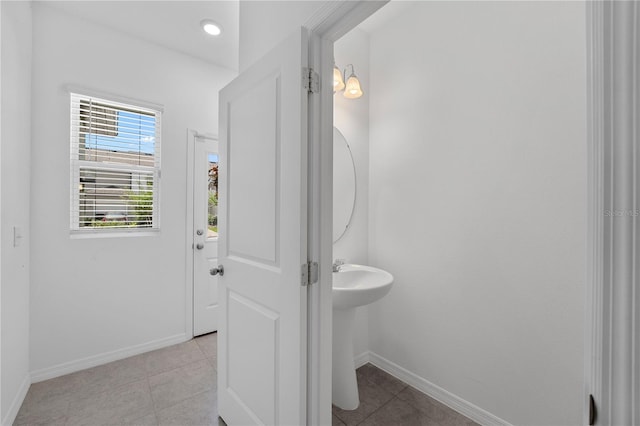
{"left": 333, "top": 127, "right": 356, "bottom": 243}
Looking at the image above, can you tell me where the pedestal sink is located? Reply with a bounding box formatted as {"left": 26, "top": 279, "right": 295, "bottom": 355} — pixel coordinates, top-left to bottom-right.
{"left": 332, "top": 264, "right": 394, "bottom": 410}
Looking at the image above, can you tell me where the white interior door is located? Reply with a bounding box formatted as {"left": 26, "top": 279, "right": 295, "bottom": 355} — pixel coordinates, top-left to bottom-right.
{"left": 193, "top": 136, "right": 219, "bottom": 336}
{"left": 217, "top": 28, "right": 309, "bottom": 425}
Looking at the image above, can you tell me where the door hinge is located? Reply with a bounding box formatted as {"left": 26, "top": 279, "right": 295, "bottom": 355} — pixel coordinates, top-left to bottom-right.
{"left": 302, "top": 261, "right": 319, "bottom": 286}
{"left": 303, "top": 67, "right": 319, "bottom": 94}
{"left": 589, "top": 394, "right": 597, "bottom": 425}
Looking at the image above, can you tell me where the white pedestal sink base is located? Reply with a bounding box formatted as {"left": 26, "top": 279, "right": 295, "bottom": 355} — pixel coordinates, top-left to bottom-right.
{"left": 332, "top": 308, "right": 359, "bottom": 410}
{"left": 331, "top": 264, "right": 394, "bottom": 410}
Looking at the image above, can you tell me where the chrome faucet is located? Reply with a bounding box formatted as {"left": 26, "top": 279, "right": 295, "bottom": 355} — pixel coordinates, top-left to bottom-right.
{"left": 333, "top": 259, "right": 345, "bottom": 272}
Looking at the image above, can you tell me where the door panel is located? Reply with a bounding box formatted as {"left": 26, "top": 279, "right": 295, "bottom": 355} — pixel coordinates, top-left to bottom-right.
{"left": 218, "top": 27, "right": 308, "bottom": 426}
{"left": 193, "top": 139, "right": 219, "bottom": 336}
{"left": 227, "top": 293, "right": 278, "bottom": 423}
{"left": 228, "top": 76, "right": 278, "bottom": 264}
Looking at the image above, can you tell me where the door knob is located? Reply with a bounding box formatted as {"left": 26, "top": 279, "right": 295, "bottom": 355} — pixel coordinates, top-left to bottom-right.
{"left": 196, "top": 243, "right": 204, "bottom": 250}
{"left": 210, "top": 265, "right": 224, "bottom": 276}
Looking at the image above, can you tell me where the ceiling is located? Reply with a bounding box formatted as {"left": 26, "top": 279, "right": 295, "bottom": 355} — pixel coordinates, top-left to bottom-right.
{"left": 43, "top": 1, "right": 239, "bottom": 71}
{"left": 356, "top": 0, "right": 418, "bottom": 35}
{"left": 42, "top": 0, "right": 414, "bottom": 73}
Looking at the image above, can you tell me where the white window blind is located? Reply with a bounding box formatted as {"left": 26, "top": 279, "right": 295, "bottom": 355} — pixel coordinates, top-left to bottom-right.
{"left": 70, "top": 93, "right": 161, "bottom": 231}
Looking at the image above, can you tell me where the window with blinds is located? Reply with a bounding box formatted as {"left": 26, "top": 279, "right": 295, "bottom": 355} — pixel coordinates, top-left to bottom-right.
{"left": 70, "top": 93, "right": 161, "bottom": 232}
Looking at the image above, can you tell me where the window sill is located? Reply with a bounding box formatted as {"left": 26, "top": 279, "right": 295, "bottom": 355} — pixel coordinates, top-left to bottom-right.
{"left": 70, "top": 228, "right": 160, "bottom": 240}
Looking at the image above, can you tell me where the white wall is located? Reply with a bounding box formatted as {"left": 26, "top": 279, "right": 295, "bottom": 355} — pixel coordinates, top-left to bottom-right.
{"left": 238, "top": 0, "right": 326, "bottom": 72}
{"left": 334, "top": 28, "right": 370, "bottom": 359}
{"left": 367, "top": 2, "right": 586, "bottom": 425}
{"left": 29, "top": 4, "right": 235, "bottom": 377}
{"left": 1, "top": 1, "right": 33, "bottom": 423}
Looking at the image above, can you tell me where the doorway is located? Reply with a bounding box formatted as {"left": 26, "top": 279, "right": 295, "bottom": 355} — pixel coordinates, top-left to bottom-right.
{"left": 315, "top": 1, "right": 590, "bottom": 425}
{"left": 187, "top": 131, "right": 220, "bottom": 336}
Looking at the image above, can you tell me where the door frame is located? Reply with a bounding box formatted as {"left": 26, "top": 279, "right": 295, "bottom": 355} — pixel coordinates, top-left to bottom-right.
{"left": 585, "top": 1, "right": 639, "bottom": 424}
{"left": 584, "top": 3, "right": 604, "bottom": 422}
{"left": 185, "top": 129, "right": 218, "bottom": 339}
{"left": 302, "top": 3, "right": 388, "bottom": 425}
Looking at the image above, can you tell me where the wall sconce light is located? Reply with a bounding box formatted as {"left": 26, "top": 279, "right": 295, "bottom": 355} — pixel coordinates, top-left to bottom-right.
{"left": 333, "top": 63, "right": 345, "bottom": 92}
{"left": 333, "top": 63, "right": 363, "bottom": 99}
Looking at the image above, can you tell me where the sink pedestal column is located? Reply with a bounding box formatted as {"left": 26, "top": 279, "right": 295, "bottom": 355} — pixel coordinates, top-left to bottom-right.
{"left": 332, "top": 307, "right": 359, "bottom": 410}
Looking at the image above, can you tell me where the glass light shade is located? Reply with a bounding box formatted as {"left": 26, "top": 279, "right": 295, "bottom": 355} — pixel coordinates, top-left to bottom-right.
{"left": 343, "top": 74, "right": 363, "bottom": 99}
{"left": 333, "top": 65, "right": 345, "bottom": 92}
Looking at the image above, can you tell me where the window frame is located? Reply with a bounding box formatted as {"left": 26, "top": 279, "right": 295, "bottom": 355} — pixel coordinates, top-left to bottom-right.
{"left": 69, "top": 90, "right": 163, "bottom": 236}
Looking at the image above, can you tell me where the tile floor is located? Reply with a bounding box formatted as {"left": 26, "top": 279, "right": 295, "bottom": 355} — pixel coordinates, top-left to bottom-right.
{"left": 15, "top": 334, "right": 476, "bottom": 426}
{"left": 14, "top": 334, "right": 224, "bottom": 426}
{"left": 332, "top": 364, "right": 478, "bottom": 426}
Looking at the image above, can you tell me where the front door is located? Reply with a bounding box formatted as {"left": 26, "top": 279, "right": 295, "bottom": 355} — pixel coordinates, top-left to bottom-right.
{"left": 193, "top": 136, "right": 219, "bottom": 336}
{"left": 217, "top": 28, "right": 309, "bottom": 425}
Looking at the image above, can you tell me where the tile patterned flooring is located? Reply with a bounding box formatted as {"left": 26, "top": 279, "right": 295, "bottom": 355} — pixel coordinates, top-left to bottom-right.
{"left": 14, "top": 334, "right": 224, "bottom": 426}
{"left": 15, "top": 334, "right": 476, "bottom": 426}
{"left": 332, "top": 364, "right": 478, "bottom": 426}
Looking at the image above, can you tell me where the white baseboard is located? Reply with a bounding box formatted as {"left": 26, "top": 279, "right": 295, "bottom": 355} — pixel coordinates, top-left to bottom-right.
{"left": 30, "top": 333, "right": 190, "bottom": 383}
{"left": 353, "top": 351, "right": 370, "bottom": 369}
{"left": 2, "top": 373, "right": 30, "bottom": 426}
{"left": 361, "top": 351, "right": 512, "bottom": 426}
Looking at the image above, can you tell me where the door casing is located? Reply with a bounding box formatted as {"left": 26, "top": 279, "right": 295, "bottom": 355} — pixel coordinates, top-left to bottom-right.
{"left": 585, "top": 1, "right": 640, "bottom": 424}
{"left": 302, "top": 3, "right": 388, "bottom": 424}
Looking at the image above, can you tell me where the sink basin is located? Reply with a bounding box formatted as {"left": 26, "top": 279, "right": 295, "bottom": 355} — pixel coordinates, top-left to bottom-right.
{"left": 332, "top": 264, "right": 393, "bottom": 410}
{"left": 332, "top": 264, "right": 394, "bottom": 309}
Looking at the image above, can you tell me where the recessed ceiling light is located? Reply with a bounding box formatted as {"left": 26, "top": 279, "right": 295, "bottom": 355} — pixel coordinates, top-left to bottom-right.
{"left": 201, "top": 19, "right": 222, "bottom": 36}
